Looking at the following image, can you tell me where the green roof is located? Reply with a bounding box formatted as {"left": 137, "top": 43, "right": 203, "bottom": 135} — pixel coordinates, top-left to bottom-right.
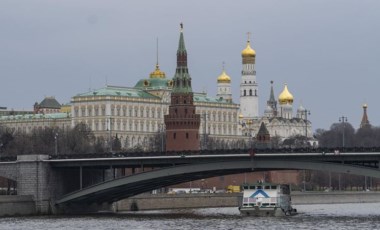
{"left": 193, "top": 93, "right": 229, "bottom": 104}
{"left": 0, "top": 112, "right": 70, "bottom": 121}
{"left": 134, "top": 78, "right": 173, "bottom": 90}
{"left": 75, "top": 86, "right": 160, "bottom": 99}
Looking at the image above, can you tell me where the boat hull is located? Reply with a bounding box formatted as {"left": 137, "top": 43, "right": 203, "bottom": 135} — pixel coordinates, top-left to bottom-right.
{"left": 239, "top": 206, "right": 297, "bottom": 217}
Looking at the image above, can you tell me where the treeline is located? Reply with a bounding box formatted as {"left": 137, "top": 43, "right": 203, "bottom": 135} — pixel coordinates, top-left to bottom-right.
{"left": 0, "top": 123, "right": 113, "bottom": 156}
{"left": 315, "top": 123, "right": 380, "bottom": 148}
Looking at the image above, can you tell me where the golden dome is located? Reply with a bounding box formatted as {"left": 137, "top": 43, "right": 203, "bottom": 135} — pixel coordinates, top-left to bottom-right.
{"left": 363, "top": 103, "right": 368, "bottom": 108}
{"left": 241, "top": 41, "right": 256, "bottom": 57}
{"left": 239, "top": 114, "right": 243, "bottom": 119}
{"left": 278, "top": 84, "right": 294, "bottom": 105}
{"left": 217, "top": 70, "right": 231, "bottom": 83}
{"left": 150, "top": 64, "right": 166, "bottom": 79}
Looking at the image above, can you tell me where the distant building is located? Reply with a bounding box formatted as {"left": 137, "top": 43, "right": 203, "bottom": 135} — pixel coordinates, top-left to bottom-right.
{"left": 34, "top": 96, "right": 61, "bottom": 114}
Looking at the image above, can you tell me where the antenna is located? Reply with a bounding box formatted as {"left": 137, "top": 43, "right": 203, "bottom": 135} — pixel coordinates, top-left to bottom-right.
{"left": 89, "top": 76, "right": 92, "bottom": 91}
{"left": 156, "top": 37, "right": 159, "bottom": 66}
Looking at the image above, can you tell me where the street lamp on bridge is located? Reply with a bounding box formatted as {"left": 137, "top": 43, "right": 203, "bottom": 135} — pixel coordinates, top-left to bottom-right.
{"left": 54, "top": 132, "right": 59, "bottom": 155}
{"left": 339, "top": 116, "right": 348, "bottom": 148}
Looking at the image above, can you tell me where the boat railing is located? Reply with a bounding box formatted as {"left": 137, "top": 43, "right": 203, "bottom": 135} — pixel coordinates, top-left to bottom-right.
{"left": 242, "top": 197, "right": 278, "bottom": 206}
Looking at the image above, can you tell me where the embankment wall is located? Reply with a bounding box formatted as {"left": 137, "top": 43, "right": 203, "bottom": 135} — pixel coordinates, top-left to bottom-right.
{"left": 0, "top": 195, "right": 35, "bottom": 216}
{"left": 116, "top": 192, "right": 380, "bottom": 211}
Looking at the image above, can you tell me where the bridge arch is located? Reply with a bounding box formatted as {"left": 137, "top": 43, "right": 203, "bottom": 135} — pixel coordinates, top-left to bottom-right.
{"left": 56, "top": 159, "right": 380, "bottom": 205}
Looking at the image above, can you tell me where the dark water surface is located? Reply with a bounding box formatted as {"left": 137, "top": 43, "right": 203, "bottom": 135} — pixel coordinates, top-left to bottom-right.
{"left": 0, "top": 203, "right": 379, "bottom": 230}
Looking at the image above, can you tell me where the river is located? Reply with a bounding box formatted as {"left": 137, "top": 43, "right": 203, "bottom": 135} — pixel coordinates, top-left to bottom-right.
{"left": 0, "top": 203, "right": 379, "bottom": 230}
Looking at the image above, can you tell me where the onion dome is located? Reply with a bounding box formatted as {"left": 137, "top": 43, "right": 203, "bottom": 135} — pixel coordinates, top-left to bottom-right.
{"left": 363, "top": 103, "right": 368, "bottom": 109}
{"left": 149, "top": 64, "right": 166, "bottom": 79}
{"left": 297, "top": 104, "right": 305, "bottom": 112}
{"left": 217, "top": 70, "right": 231, "bottom": 83}
{"left": 278, "top": 84, "right": 294, "bottom": 105}
{"left": 264, "top": 105, "right": 274, "bottom": 115}
{"left": 241, "top": 41, "right": 256, "bottom": 57}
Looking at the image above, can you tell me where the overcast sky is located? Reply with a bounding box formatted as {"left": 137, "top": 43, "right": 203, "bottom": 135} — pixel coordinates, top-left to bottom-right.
{"left": 1, "top": 0, "right": 379, "bottom": 131}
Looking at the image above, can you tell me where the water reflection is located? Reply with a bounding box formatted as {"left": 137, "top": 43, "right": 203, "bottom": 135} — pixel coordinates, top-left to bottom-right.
{"left": 0, "top": 203, "right": 379, "bottom": 230}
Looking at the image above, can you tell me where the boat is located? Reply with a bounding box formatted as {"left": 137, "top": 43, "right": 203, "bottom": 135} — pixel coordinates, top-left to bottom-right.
{"left": 239, "top": 182, "right": 297, "bottom": 216}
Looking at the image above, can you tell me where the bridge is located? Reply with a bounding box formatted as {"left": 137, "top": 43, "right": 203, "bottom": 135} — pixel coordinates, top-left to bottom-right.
{"left": 0, "top": 148, "right": 380, "bottom": 214}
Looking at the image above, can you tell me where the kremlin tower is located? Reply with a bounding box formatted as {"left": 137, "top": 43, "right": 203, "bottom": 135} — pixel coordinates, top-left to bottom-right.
{"left": 239, "top": 34, "right": 259, "bottom": 119}
{"left": 164, "top": 24, "right": 201, "bottom": 151}
{"left": 360, "top": 104, "right": 370, "bottom": 128}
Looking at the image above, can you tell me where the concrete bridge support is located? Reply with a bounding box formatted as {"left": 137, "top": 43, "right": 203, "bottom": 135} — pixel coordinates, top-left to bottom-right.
{"left": 16, "top": 155, "right": 55, "bottom": 214}
{"left": 15, "top": 155, "right": 113, "bottom": 215}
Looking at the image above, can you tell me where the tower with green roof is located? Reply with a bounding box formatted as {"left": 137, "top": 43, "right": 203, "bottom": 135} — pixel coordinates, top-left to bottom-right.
{"left": 164, "top": 24, "right": 200, "bottom": 151}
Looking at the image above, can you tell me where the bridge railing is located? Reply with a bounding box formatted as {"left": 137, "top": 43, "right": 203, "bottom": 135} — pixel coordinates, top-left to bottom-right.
{"left": 2, "top": 146, "right": 380, "bottom": 162}
{"left": 44, "top": 146, "right": 380, "bottom": 160}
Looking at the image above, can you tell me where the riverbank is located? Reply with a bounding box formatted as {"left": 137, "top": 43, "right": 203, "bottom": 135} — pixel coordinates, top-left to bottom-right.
{"left": 1, "top": 191, "right": 380, "bottom": 216}
{"left": 115, "top": 191, "right": 380, "bottom": 211}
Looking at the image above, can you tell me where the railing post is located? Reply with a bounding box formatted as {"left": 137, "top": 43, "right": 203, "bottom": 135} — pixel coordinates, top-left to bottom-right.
{"left": 79, "top": 166, "right": 83, "bottom": 190}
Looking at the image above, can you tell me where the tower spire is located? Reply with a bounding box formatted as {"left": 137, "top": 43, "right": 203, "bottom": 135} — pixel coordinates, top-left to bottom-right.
{"left": 360, "top": 104, "right": 370, "bottom": 128}
{"left": 266, "top": 80, "right": 277, "bottom": 116}
{"left": 173, "top": 23, "right": 192, "bottom": 93}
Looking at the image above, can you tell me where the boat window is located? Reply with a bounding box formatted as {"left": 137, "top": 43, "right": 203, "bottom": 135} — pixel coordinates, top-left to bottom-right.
{"left": 271, "top": 186, "right": 277, "bottom": 190}
{"left": 281, "top": 185, "right": 290, "bottom": 195}
{"left": 249, "top": 186, "right": 256, "bottom": 189}
{"left": 264, "top": 186, "right": 270, "bottom": 189}
{"left": 243, "top": 185, "right": 249, "bottom": 190}
{"left": 257, "top": 186, "right": 262, "bottom": 189}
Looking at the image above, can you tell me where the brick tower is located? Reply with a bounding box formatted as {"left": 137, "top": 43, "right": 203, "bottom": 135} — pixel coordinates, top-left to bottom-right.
{"left": 164, "top": 24, "right": 201, "bottom": 151}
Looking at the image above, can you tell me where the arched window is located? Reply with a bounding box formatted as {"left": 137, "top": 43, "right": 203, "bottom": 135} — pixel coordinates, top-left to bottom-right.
{"left": 249, "top": 89, "right": 252, "bottom": 96}
{"left": 243, "top": 90, "right": 246, "bottom": 96}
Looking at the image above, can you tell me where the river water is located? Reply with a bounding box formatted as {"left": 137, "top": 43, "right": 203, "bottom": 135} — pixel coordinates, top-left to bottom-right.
{"left": 0, "top": 203, "right": 379, "bottom": 230}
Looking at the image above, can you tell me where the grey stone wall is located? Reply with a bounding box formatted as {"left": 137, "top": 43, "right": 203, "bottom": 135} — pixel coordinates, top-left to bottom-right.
{"left": 291, "top": 191, "right": 380, "bottom": 204}
{"left": 115, "top": 193, "right": 242, "bottom": 211}
{"left": 0, "top": 195, "right": 35, "bottom": 216}
{"left": 0, "top": 162, "right": 18, "bottom": 181}
{"left": 115, "top": 192, "right": 380, "bottom": 211}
